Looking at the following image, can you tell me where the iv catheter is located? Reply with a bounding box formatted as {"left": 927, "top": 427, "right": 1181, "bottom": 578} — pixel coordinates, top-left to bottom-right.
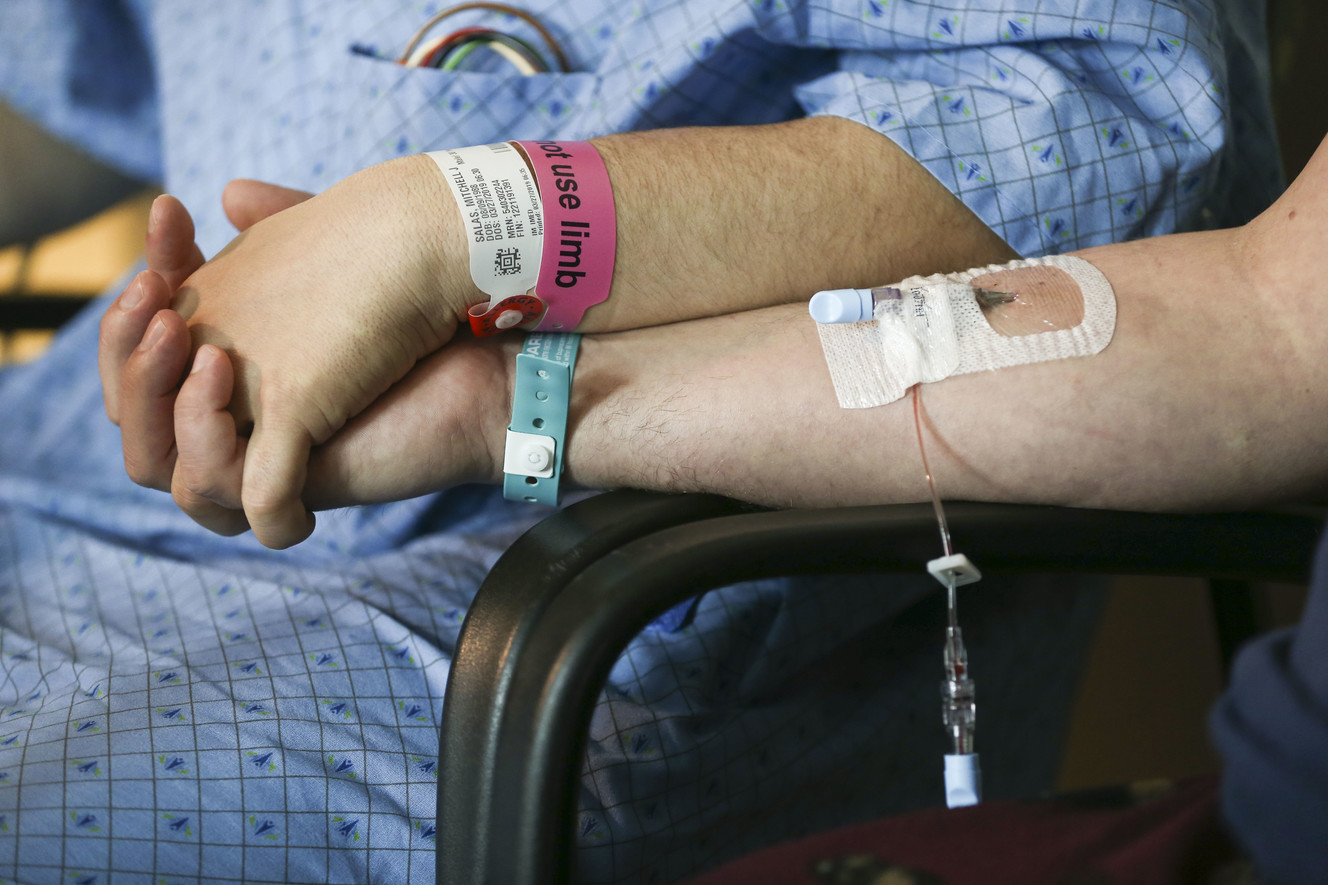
{"left": 809, "top": 285, "right": 1016, "bottom": 324}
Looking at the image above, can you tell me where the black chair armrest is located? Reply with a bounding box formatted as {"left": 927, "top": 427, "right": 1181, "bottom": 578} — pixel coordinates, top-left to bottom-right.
{"left": 437, "top": 490, "right": 758, "bottom": 885}
{"left": 437, "top": 492, "right": 1322, "bottom": 885}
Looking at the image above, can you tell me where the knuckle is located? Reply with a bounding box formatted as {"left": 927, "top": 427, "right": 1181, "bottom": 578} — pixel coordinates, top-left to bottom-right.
{"left": 242, "top": 483, "right": 291, "bottom": 522}
{"left": 173, "top": 460, "right": 239, "bottom": 510}
{"left": 172, "top": 491, "right": 247, "bottom": 538}
{"left": 172, "top": 398, "right": 211, "bottom": 426}
{"left": 123, "top": 453, "right": 166, "bottom": 491}
{"left": 171, "top": 476, "right": 218, "bottom": 516}
{"left": 173, "top": 464, "right": 216, "bottom": 502}
{"left": 170, "top": 483, "right": 199, "bottom": 514}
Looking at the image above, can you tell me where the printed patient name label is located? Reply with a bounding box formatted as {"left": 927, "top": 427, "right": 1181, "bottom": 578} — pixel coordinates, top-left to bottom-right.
{"left": 427, "top": 142, "right": 544, "bottom": 302}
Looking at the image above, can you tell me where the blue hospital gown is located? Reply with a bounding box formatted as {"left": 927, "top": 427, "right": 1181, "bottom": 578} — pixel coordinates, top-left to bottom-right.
{"left": 0, "top": 1, "right": 1282, "bottom": 883}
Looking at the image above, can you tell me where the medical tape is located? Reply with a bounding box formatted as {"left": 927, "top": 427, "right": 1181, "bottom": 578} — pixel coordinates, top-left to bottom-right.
{"left": 816, "top": 255, "right": 1116, "bottom": 408}
{"left": 425, "top": 142, "right": 546, "bottom": 335}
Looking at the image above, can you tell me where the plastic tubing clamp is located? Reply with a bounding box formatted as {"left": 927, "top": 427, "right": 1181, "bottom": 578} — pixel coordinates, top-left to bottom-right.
{"left": 503, "top": 332, "right": 581, "bottom": 505}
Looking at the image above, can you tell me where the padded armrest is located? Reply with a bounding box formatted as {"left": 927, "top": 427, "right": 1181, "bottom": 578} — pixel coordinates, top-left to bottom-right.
{"left": 436, "top": 492, "right": 1323, "bottom": 885}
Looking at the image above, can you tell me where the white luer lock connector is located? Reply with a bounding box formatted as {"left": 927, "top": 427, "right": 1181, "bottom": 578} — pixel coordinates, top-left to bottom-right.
{"left": 813, "top": 255, "right": 1116, "bottom": 408}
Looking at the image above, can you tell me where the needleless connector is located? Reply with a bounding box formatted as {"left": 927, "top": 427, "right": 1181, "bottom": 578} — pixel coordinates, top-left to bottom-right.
{"left": 929, "top": 554, "right": 982, "bottom": 808}
{"left": 808, "top": 285, "right": 1016, "bottom": 324}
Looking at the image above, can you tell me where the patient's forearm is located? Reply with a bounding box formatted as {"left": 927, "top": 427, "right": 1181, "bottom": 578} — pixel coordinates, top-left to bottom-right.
{"left": 560, "top": 218, "right": 1328, "bottom": 511}
{"left": 581, "top": 117, "right": 1015, "bottom": 330}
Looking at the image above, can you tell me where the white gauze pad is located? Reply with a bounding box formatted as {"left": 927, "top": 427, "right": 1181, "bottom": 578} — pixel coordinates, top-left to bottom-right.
{"left": 816, "top": 255, "right": 1116, "bottom": 409}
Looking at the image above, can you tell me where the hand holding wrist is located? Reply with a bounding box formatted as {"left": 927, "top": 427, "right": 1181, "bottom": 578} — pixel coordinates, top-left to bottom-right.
{"left": 300, "top": 333, "right": 515, "bottom": 508}
{"left": 174, "top": 154, "right": 487, "bottom": 546}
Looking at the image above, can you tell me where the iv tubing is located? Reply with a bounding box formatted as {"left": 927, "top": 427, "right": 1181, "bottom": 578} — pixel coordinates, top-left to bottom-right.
{"left": 912, "top": 385, "right": 953, "bottom": 561}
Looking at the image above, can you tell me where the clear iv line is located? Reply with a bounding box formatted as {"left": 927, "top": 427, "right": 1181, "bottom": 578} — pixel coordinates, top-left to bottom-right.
{"left": 913, "top": 385, "right": 952, "bottom": 559}
{"left": 912, "top": 384, "right": 981, "bottom": 807}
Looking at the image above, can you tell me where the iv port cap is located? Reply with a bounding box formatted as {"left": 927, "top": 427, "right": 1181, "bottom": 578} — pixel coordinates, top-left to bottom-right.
{"left": 809, "top": 288, "right": 874, "bottom": 324}
{"left": 944, "top": 753, "right": 982, "bottom": 807}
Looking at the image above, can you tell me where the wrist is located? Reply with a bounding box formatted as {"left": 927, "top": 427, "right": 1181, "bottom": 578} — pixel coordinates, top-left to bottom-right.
{"left": 559, "top": 325, "right": 707, "bottom": 494}
{"left": 480, "top": 334, "right": 526, "bottom": 486}
{"left": 361, "top": 154, "right": 486, "bottom": 335}
{"left": 560, "top": 332, "right": 617, "bottom": 492}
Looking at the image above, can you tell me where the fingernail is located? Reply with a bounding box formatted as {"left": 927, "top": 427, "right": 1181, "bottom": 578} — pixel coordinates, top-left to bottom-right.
{"left": 120, "top": 274, "right": 146, "bottom": 311}
{"left": 190, "top": 345, "right": 215, "bottom": 375}
{"left": 139, "top": 316, "right": 166, "bottom": 352}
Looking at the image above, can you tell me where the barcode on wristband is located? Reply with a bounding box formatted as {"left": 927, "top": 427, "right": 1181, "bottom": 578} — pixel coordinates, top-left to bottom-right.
{"left": 427, "top": 142, "right": 544, "bottom": 301}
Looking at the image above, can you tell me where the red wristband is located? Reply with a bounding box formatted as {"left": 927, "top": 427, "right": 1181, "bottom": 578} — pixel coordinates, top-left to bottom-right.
{"left": 512, "top": 140, "right": 617, "bottom": 330}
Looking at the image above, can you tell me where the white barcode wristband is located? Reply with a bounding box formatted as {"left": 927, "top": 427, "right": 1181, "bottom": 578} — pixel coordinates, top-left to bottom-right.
{"left": 426, "top": 143, "right": 546, "bottom": 334}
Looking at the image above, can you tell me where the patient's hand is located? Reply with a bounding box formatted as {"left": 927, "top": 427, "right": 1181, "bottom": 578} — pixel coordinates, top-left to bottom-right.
{"left": 182, "top": 157, "right": 486, "bottom": 546}
{"left": 178, "top": 334, "right": 509, "bottom": 515}
{"left": 101, "top": 184, "right": 303, "bottom": 536}
{"left": 99, "top": 178, "right": 501, "bottom": 540}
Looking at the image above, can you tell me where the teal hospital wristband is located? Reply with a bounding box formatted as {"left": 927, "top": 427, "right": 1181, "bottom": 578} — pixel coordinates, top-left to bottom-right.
{"left": 503, "top": 332, "right": 581, "bottom": 505}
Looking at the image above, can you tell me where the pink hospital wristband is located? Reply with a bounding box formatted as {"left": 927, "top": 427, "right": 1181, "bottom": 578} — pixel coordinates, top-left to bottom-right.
{"left": 513, "top": 140, "right": 617, "bottom": 330}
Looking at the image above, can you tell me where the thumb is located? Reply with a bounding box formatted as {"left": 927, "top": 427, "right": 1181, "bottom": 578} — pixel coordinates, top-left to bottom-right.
{"left": 222, "top": 179, "right": 315, "bottom": 231}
